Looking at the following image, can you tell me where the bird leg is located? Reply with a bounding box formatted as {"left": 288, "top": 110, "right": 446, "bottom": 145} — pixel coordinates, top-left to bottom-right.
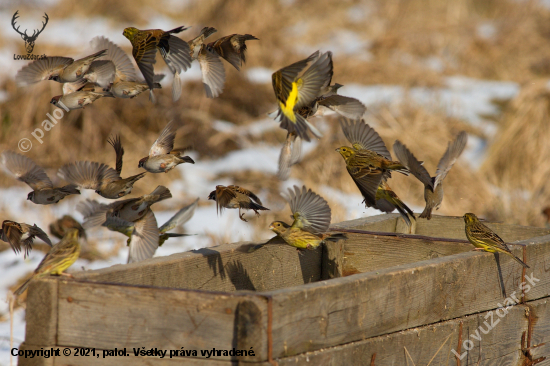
{"left": 239, "top": 208, "right": 248, "bottom": 222}
{"left": 253, "top": 209, "right": 260, "bottom": 217}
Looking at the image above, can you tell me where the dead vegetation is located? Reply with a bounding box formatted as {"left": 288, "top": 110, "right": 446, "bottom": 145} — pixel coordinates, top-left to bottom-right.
{"left": 1, "top": 0, "right": 550, "bottom": 257}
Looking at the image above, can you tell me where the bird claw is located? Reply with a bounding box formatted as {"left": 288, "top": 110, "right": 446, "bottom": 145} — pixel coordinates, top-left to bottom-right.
{"left": 239, "top": 213, "right": 248, "bottom": 222}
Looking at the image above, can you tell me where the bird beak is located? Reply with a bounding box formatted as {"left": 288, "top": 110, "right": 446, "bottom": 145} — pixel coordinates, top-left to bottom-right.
{"left": 269, "top": 224, "right": 274, "bottom": 230}
{"left": 335, "top": 148, "right": 340, "bottom": 152}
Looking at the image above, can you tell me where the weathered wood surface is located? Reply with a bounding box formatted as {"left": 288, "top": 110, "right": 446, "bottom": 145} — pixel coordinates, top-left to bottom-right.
{"left": 339, "top": 232, "right": 472, "bottom": 275}
{"left": 331, "top": 214, "right": 398, "bottom": 232}
{"left": 73, "top": 237, "right": 322, "bottom": 292}
{"left": 266, "top": 235, "right": 550, "bottom": 359}
{"left": 55, "top": 281, "right": 267, "bottom": 362}
{"left": 25, "top": 278, "right": 58, "bottom": 346}
{"left": 276, "top": 304, "right": 529, "bottom": 365}
{"left": 414, "top": 215, "right": 550, "bottom": 241}
{"left": 528, "top": 298, "right": 550, "bottom": 363}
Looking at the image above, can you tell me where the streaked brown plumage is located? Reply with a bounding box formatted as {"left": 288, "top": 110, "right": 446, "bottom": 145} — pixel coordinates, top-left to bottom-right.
{"left": 269, "top": 185, "right": 345, "bottom": 249}
{"left": 336, "top": 118, "right": 409, "bottom": 208}
{"left": 49, "top": 215, "right": 86, "bottom": 241}
{"left": 123, "top": 26, "right": 192, "bottom": 102}
{"left": 14, "top": 229, "right": 81, "bottom": 296}
{"left": 138, "top": 121, "right": 195, "bottom": 173}
{"left": 463, "top": 213, "right": 529, "bottom": 268}
{"left": 79, "top": 185, "right": 172, "bottom": 229}
{"left": 57, "top": 136, "right": 146, "bottom": 199}
{"left": 1, "top": 220, "right": 52, "bottom": 257}
{"left": 1, "top": 150, "right": 80, "bottom": 205}
{"left": 393, "top": 131, "right": 467, "bottom": 220}
{"left": 208, "top": 185, "right": 269, "bottom": 222}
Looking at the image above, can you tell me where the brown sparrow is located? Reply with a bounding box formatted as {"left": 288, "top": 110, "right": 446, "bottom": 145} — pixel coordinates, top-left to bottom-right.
{"left": 208, "top": 185, "right": 269, "bottom": 222}
{"left": 1, "top": 220, "right": 52, "bottom": 257}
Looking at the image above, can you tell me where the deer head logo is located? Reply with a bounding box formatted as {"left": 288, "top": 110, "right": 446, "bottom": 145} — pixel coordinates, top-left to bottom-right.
{"left": 12, "top": 11, "right": 49, "bottom": 54}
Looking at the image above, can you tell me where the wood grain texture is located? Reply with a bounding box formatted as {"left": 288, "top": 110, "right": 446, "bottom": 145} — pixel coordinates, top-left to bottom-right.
{"left": 17, "top": 343, "right": 54, "bottom": 366}
{"left": 341, "top": 232, "right": 473, "bottom": 275}
{"left": 276, "top": 305, "right": 529, "bottom": 365}
{"left": 321, "top": 241, "right": 344, "bottom": 280}
{"left": 331, "top": 214, "right": 398, "bottom": 232}
{"left": 56, "top": 281, "right": 268, "bottom": 362}
{"left": 415, "top": 215, "right": 550, "bottom": 241}
{"left": 266, "top": 245, "right": 547, "bottom": 358}
{"left": 73, "top": 237, "right": 322, "bottom": 292}
{"left": 25, "top": 278, "right": 58, "bottom": 346}
{"left": 528, "top": 298, "right": 550, "bottom": 364}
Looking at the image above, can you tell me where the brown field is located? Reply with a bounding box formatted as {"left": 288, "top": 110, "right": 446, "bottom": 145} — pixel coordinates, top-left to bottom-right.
{"left": 1, "top": 0, "right": 550, "bottom": 247}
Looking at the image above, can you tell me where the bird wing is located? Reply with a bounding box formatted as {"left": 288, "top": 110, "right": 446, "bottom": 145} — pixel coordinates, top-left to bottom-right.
{"left": 1, "top": 150, "right": 53, "bottom": 190}
{"left": 76, "top": 199, "right": 111, "bottom": 229}
{"left": 149, "top": 121, "right": 178, "bottom": 156}
{"left": 295, "top": 51, "right": 333, "bottom": 109}
{"left": 161, "top": 33, "right": 192, "bottom": 73}
{"left": 318, "top": 95, "right": 366, "bottom": 119}
{"left": 471, "top": 221, "right": 512, "bottom": 252}
{"left": 392, "top": 140, "right": 433, "bottom": 190}
{"left": 159, "top": 198, "right": 199, "bottom": 233}
{"left": 16, "top": 57, "right": 74, "bottom": 86}
{"left": 347, "top": 167, "right": 383, "bottom": 208}
{"left": 3, "top": 221, "right": 23, "bottom": 254}
{"left": 287, "top": 185, "right": 331, "bottom": 234}
{"left": 198, "top": 45, "right": 226, "bottom": 98}
{"left": 230, "top": 185, "right": 263, "bottom": 205}
{"left": 127, "top": 209, "right": 159, "bottom": 264}
{"left": 58, "top": 161, "right": 121, "bottom": 190}
{"left": 30, "top": 224, "right": 52, "bottom": 246}
{"left": 434, "top": 131, "right": 468, "bottom": 189}
{"left": 214, "top": 186, "right": 237, "bottom": 215}
{"left": 35, "top": 235, "right": 79, "bottom": 274}
{"left": 272, "top": 51, "right": 317, "bottom": 103}
{"left": 107, "top": 135, "right": 124, "bottom": 175}
{"left": 208, "top": 34, "right": 258, "bottom": 70}
{"left": 90, "top": 36, "right": 138, "bottom": 82}
{"left": 132, "top": 33, "right": 158, "bottom": 90}
{"left": 340, "top": 118, "right": 392, "bottom": 159}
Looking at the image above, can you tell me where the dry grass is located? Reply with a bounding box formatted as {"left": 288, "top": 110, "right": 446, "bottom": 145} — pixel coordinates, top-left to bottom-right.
{"left": 1, "top": 0, "right": 550, "bottom": 252}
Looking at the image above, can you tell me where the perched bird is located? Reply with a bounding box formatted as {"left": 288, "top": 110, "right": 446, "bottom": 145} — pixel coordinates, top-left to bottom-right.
{"left": 208, "top": 185, "right": 269, "bottom": 222}
{"left": 79, "top": 185, "right": 172, "bottom": 228}
{"left": 77, "top": 198, "right": 198, "bottom": 263}
{"left": 270, "top": 51, "right": 333, "bottom": 142}
{"left": 15, "top": 50, "right": 107, "bottom": 85}
{"left": 14, "top": 228, "right": 81, "bottom": 296}
{"left": 49, "top": 215, "right": 86, "bottom": 241}
{"left": 269, "top": 185, "right": 345, "bottom": 250}
{"left": 463, "top": 213, "right": 529, "bottom": 268}
{"left": 375, "top": 181, "right": 415, "bottom": 227}
{"left": 123, "top": 26, "right": 193, "bottom": 102}
{"left": 187, "top": 27, "right": 259, "bottom": 98}
{"left": 58, "top": 136, "right": 145, "bottom": 199}
{"left": 336, "top": 118, "right": 409, "bottom": 208}
{"left": 393, "top": 131, "right": 467, "bottom": 220}
{"left": 1, "top": 150, "right": 80, "bottom": 205}
{"left": 90, "top": 36, "right": 164, "bottom": 99}
{"left": 138, "top": 121, "right": 195, "bottom": 173}
{"left": 1, "top": 220, "right": 52, "bottom": 257}
{"left": 50, "top": 90, "right": 114, "bottom": 110}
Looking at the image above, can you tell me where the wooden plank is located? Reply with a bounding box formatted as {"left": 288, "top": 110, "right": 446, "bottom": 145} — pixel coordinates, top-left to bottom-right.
{"left": 341, "top": 233, "right": 473, "bottom": 275}
{"left": 523, "top": 237, "right": 550, "bottom": 301}
{"left": 321, "top": 241, "right": 344, "bottom": 280}
{"left": 17, "top": 343, "right": 54, "bottom": 366}
{"left": 266, "top": 237, "right": 550, "bottom": 359}
{"left": 73, "top": 237, "right": 322, "bottom": 292}
{"left": 17, "top": 345, "right": 271, "bottom": 366}
{"left": 276, "top": 304, "right": 528, "bottom": 365}
{"left": 526, "top": 298, "right": 550, "bottom": 363}
{"left": 414, "top": 215, "right": 550, "bottom": 241}
{"left": 332, "top": 214, "right": 398, "bottom": 232}
{"left": 55, "top": 280, "right": 268, "bottom": 362}
{"left": 24, "top": 278, "right": 58, "bottom": 346}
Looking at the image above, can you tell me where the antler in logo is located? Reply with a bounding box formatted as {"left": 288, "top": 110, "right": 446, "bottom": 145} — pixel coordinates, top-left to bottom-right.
{"left": 12, "top": 10, "right": 49, "bottom": 54}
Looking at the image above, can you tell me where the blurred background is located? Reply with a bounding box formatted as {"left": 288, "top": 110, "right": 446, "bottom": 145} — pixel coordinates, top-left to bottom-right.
{"left": 2, "top": 0, "right": 550, "bottom": 362}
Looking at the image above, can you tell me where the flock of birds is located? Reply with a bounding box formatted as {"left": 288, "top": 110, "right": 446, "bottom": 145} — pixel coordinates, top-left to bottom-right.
{"left": 2, "top": 23, "right": 529, "bottom": 297}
